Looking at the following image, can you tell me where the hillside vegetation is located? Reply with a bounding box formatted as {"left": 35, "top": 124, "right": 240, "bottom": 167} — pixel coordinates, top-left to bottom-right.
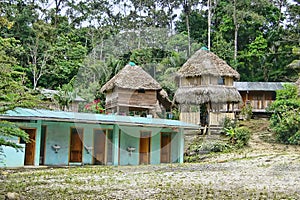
{"left": 185, "top": 119, "right": 300, "bottom": 164}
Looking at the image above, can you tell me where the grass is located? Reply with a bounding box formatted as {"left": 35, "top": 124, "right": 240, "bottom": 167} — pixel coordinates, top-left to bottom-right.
{"left": 1, "top": 162, "right": 299, "bottom": 199}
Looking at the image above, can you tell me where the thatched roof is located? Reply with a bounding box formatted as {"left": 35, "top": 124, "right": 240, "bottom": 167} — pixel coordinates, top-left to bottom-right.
{"left": 177, "top": 49, "right": 240, "bottom": 79}
{"left": 101, "top": 64, "right": 161, "bottom": 93}
{"left": 174, "top": 86, "right": 242, "bottom": 104}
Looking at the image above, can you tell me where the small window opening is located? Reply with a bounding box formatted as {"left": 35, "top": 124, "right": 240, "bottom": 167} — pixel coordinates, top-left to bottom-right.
{"left": 218, "top": 77, "right": 225, "bottom": 85}
{"left": 138, "top": 89, "right": 145, "bottom": 93}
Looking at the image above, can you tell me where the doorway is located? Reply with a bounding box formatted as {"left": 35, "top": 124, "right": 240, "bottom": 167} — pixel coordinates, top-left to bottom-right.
{"left": 69, "top": 127, "right": 83, "bottom": 163}
{"left": 93, "top": 129, "right": 113, "bottom": 165}
{"left": 160, "top": 133, "right": 171, "bottom": 163}
{"left": 93, "top": 129, "right": 106, "bottom": 164}
{"left": 21, "top": 128, "right": 36, "bottom": 165}
{"left": 139, "top": 132, "right": 151, "bottom": 164}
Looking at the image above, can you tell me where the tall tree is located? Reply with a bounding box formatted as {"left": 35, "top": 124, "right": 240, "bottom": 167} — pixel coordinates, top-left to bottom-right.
{"left": 0, "top": 18, "right": 40, "bottom": 149}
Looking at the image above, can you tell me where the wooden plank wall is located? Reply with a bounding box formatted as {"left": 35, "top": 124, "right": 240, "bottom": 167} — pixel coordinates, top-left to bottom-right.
{"left": 105, "top": 88, "right": 157, "bottom": 108}
{"left": 118, "top": 89, "right": 157, "bottom": 106}
{"left": 180, "top": 112, "right": 200, "bottom": 125}
{"left": 209, "top": 112, "right": 235, "bottom": 126}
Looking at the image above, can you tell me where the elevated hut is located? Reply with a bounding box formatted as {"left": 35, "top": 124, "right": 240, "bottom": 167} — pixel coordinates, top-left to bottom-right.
{"left": 100, "top": 63, "right": 171, "bottom": 117}
{"left": 174, "top": 49, "right": 242, "bottom": 127}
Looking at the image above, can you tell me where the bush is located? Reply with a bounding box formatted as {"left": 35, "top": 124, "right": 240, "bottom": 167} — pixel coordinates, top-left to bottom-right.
{"left": 268, "top": 84, "right": 300, "bottom": 145}
{"left": 222, "top": 117, "right": 237, "bottom": 134}
{"left": 234, "top": 127, "right": 251, "bottom": 148}
{"left": 200, "top": 141, "right": 231, "bottom": 153}
{"left": 223, "top": 122, "right": 251, "bottom": 148}
{"left": 240, "top": 103, "right": 253, "bottom": 120}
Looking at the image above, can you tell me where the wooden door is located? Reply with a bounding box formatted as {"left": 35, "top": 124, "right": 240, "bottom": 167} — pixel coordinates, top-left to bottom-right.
{"left": 69, "top": 128, "right": 83, "bottom": 163}
{"left": 161, "top": 133, "right": 171, "bottom": 163}
{"left": 139, "top": 132, "right": 151, "bottom": 164}
{"left": 23, "top": 129, "right": 36, "bottom": 165}
{"left": 93, "top": 130, "right": 106, "bottom": 165}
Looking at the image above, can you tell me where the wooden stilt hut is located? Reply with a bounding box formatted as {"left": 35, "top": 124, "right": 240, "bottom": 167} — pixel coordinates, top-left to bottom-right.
{"left": 174, "top": 49, "right": 242, "bottom": 127}
{"left": 100, "top": 63, "right": 172, "bottom": 117}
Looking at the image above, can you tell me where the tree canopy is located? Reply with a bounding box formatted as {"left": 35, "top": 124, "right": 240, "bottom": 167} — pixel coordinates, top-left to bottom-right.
{"left": 0, "top": 0, "right": 299, "bottom": 107}
{"left": 0, "top": 17, "right": 41, "bottom": 149}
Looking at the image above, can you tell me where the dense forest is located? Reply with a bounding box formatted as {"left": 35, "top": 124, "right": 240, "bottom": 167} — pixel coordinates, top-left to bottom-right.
{"left": 0, "top": 0, "right": 299, "bottom": 107}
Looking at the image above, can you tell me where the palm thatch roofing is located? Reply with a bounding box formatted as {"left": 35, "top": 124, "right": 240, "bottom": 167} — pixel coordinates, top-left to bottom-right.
{"left": 176, "top": 49, "right": 240, "bottom": 79}
{"left": 174, "top": 86, "right": 242, "bottom": 104}
{"left": 100, "top": 64, "right": 161, "bottom": 93}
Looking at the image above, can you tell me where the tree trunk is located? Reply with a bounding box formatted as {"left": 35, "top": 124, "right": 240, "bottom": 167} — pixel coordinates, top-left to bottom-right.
{"left": 207, "top": 0, "right": 211, "bottom": 50}
{"left": 186, "top": 14, "right": 191, "bottom": 56}
{"left": 233, "top": 0, "right": 238, "bottom": 61}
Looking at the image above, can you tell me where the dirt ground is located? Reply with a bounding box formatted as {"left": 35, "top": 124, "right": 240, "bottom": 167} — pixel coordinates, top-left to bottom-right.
{"left": 1, "top": 120, "right": 300, "bottom": 199}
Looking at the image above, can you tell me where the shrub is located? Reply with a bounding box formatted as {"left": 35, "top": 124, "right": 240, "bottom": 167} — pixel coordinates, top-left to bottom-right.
{"left": 222, "top": 117, "right": 237, "bottom": 134}
{"left": 268, "top": 84, "right": 300, "bottom": 145}
{"left": 240, "top": 103, "right": 253, "bottom": 120}
{"left": 234, "top": 127, "right": 251, "bottom": 148}
{"left": 223, "top": 125, "right": 251, "bottom": 148}
{"left": 200, "top": 141, "right": 231, "bottom": 153}
{"left": 288, "top": 131, "right": 300, "bottom": 145}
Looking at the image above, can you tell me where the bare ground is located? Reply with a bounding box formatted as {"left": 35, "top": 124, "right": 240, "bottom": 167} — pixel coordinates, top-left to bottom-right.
{"left": 1, "top": 119, "right": 300, "bottom": 199}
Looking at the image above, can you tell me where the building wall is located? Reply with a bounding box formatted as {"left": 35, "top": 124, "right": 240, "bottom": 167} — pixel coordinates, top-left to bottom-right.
{"left": 1, "top": 120, "right": 183, "bottom": 167}
{"left": 239, "top": 91, "right": 276, "bottom": 111}
{"left": 180, "top": 76, "right": 234, "bottom": 87}
{"left": 0, "top": 141, "right": 25, "bottom": 168}
{"left": 105, "top": 88, "right": 157, "bottom": 114}
{"left": 42, "top": 122, "right": 114, "bottom": 166}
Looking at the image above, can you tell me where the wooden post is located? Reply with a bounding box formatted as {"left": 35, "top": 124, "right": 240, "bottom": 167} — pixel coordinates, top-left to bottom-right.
{"left": 207, "top": 102, "right": 211, "bottom": 135}
{"left": 178, "top": 128, "right": 184, "bottom": 163}
{"left": 112, "top": 125, "right": 119, "bottom": 166}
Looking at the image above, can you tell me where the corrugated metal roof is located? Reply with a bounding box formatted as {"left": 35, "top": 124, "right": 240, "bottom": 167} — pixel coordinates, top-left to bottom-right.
{"left": 40, "top": 89, "right": 86, "bottom": 102}
{"left": 233, "top": 82, "right": 288, "bottom": 91}
{"left": 2, "top": 108, "right": 199, "bottom": 129}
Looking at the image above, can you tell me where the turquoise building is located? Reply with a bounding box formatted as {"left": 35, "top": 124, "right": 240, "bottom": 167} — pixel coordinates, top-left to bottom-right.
{"left": 0, "top": 108, "right": 198, "bottom": 168}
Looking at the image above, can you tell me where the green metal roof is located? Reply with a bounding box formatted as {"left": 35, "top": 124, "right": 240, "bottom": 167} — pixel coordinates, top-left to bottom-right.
{"left": 233, "top": 82, "right": 288, "bottom": 91}
{"left": 2, "top": 108, "right": 199, "bottom": 129}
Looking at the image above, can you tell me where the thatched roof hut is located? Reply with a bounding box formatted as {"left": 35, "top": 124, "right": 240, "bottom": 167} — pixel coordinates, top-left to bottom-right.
{"left": 175, "top": 86, "right": 242, "bottom": 105}
{"left": 100, "top": 64, "right": 172, "bottom": 116}
{"left": 176, "top": 49, "right": 240, "bottom": 79}
{"left": 100, "top": 64, "right": 161, "bottom": 93}
{"left": 174, "top": 49, "right": 242, "bottom": 105}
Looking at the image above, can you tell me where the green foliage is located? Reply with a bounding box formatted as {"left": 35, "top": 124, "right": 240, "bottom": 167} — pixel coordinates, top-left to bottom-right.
{"left": 222, "top": 117, "right": 251, "bottom": 148}
{"left": 54, "top": 80, "right": 76, "bottom": 111}
{"left": 269, "top": 84, "right": 300, "bottom": 144}
{"left": 0, "top": 121, "right": 29, "bottom": 149}
{"left": 240, "top": 103, "right": 253, "bottom": 120}
{"left": 171, "top": 108, "right": 180, "bottom": 120}
{"left": 1, "top": 20, "right": 40, "bottom": 150}
{"left": 234, "top": 127, "right": 251, "bottom": 148}
{"left": 200, "top": 141, "right": 231, "bottom": 153}
{"left": 222, "top": 117, "right": 237, "bottom": 132}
